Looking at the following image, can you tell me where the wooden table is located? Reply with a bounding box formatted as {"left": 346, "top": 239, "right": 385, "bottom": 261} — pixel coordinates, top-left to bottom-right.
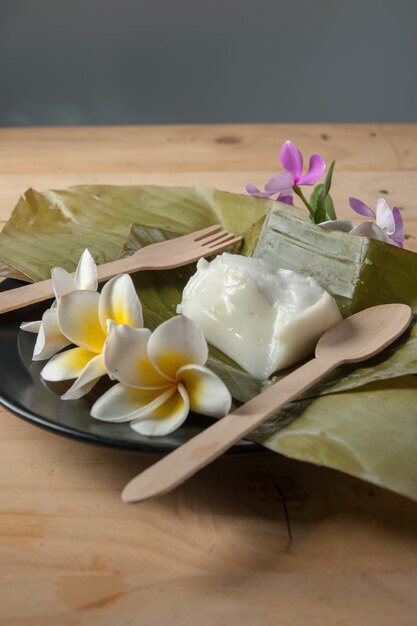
{"left": 1, "top": 125, "right": 417, "bottom": 626}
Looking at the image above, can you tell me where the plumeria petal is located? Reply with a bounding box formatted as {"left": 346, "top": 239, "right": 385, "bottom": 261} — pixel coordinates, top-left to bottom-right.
{"left": 21, "top": 249, "right": 99, "bottom": 338}
{"left": 264, "top": 171, "right": 295, "bottom": 193}
{"left": 148, "top": 315, "right": 208, "bottom": 380}
{"left": 61, "top": 354, "right": 107, "bottom": 400}
{"left": 130, "top": 384, "right": 189, "bottom": 437}
{"left": 91, "top": 383, "right": 176, "bottom": 422}
{"left": 280, "top": 140, "right": 303, "bottom": 179}
{"left": 58, "top": 290, "right": 106, "bottom": 353}
{"left": 176, "top": 364, "right": 232, "bottom": 417}
{"left": 349, "top": 197, "right": 375, "bottom": 218}
{"left": 391, "top": 207, "right": 404, "bottom": 246}
{"left": 41, "top": 346, "right": 97, "bottom": 381}
{"left": 20, "top": 320, "right": 42, "bottom": 333}
{"left": 74, "top": 249, "right": 98, "bottom": 291}
{"left": 32, "top": 308, "right": 71, "bottom": 361}
{"left": 297, "top": 154, "right": 326, "bottom": 186}
{"left": 51, "top": 267, "right": 77, "bottom": 299}
{"left": 51, "top": 249, "right": 98, "bottom": 299}
{"left": 98, "top": 274, "right": 143, "bottom": 332}
{"left": 375, "top": 198, "right": 395, "bottom": 235}
{"left": 104, "top": 324, "right": 173, "bottom": 388}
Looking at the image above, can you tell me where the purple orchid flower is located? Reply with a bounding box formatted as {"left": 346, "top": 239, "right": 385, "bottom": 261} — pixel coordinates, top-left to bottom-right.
{"left": 349, "top": 197, "right": 404, "bottom": 247}
{"left": 320, "top": 197, "right": 404, "bottom": 248}
{"left": 246, "top": 140, "right": 326, "bottom": 204}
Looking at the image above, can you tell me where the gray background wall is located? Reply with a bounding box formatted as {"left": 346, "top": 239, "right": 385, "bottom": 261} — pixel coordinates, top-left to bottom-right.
{"left": 0, "top": 0, "right": 416, "bottom": 126}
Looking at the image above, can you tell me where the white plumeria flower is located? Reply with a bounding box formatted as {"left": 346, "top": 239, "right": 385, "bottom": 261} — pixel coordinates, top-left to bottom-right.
{"left": 41, "top": 274, "right": 143, "bottom": 400}
{"left": 20, "top": 249, "right": 98, "bottom": 361}
{"left": 91, "top": 315, "right": 232, "bottom": 437}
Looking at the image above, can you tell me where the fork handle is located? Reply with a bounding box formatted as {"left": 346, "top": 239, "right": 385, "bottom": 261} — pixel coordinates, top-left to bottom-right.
{"left": 0, "top": 254, "right": 146, "bottom": 315}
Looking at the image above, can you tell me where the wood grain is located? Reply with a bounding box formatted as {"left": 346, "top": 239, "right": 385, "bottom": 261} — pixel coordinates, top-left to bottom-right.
{"left": 1, "top": 124, "right": 417, "bottom": 626}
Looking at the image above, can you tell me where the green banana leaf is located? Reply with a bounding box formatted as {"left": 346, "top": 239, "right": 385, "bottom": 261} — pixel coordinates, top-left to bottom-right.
{"left": 0, "top": 189, "right": 134, "bottom": 282}
{"left": 0, "top": 184, "right": 272, "bottom": 281}
{"left": 249, "top": 376, "right": 417, "bottom": 503}
{"left": 1, "top": 184, "right": 417, "bottom": 500}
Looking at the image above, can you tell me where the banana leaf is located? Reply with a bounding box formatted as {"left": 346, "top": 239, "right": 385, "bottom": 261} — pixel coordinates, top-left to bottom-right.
{"left": 1, "top": 184, "right": 417, "bottom": 500}
{"left": 249, "top": 376, "right": 417, "bottom": 503}
{"left": 0, "top": 189, "right": 134, "bottom": 282}
{"left": 0, "top": 185, "right": 273, "bottom": 281}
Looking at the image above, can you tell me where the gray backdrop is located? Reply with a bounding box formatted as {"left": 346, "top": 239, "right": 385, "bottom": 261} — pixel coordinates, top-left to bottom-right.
{"left": 1, "top": 0, "right": 416, "bottom": 126}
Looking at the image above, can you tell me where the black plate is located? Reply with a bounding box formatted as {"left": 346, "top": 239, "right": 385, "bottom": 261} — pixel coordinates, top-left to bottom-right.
{"left": 0, "top": 279, "right": 262, "bottom": 454}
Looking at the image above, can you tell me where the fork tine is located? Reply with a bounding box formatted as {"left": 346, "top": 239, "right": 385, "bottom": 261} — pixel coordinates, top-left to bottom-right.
{"left": 197, "top": 229, "right": 229, "bottom": 246}
{"left": 207, "top": 235, "right": 242, "bottom": 251}
{"left": 193, "top": 224, "right": 223, "bottom": 241}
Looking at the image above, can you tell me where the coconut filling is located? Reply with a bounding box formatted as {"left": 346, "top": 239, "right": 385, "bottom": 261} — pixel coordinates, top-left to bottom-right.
{"left": 177, "top": 253, "right": 342, "bottom": 379}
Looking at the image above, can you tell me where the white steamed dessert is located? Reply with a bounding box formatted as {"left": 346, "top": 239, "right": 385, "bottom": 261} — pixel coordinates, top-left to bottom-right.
{"left": 177, "top": 253, "right": 341, "bottom": 379}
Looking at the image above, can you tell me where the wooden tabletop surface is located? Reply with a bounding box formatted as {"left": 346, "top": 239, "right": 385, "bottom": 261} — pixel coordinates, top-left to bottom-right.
{"left": 1, "top": 124, "right": 417, "bottom": 626}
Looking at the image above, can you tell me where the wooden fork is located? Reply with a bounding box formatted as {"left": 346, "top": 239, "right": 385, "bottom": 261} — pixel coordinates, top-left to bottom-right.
{"left": 0, "top": 225, "right": 241, "bottom": 315}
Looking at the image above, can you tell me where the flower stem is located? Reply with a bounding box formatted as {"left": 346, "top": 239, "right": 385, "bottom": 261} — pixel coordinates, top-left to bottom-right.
{"left": 293, "top": 186, "right": 315, "bottom": 219}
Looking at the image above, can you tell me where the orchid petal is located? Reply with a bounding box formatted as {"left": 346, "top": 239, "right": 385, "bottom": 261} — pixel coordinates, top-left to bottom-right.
{"left": 388, "top": 237, "right": 402, "bottom": 248}
{"left": 277, "top": 191, "right": 294, "bottom": 205}
{"left": 245, "top": 183, "right": 262, "bottom": 196}
{"left": 280, "top": 140, "right": 303, "bottom": 179}
{"left": 130, "top": 384, "right": 189, "bottom": 437}
{"left": 41, "top": 346, "right": 97, "bottom": 382}
{"left": 350, "top": 221, "right": 393, "bottom": 244}
{"left": 20, "top": 320, "right": 42, "bottom": 333}
{"left": 321, "top": 214, "right": 402, "bottom": 247}
{"left": 297, "top": 154, "right": 326, "bottom": 186}
{"left": 391, "top": 207, "right": 405, "bottom": 247}
{"left": 32, "top": 308, "right": 71, "bottom": 361}
{"left": 91, "top": 383, "right": 175, "bottom": 422}
{"left": 104, "top": 324, "right": 173, "bottom": 388}
{"left": 148, "top": 315, "right": 208, "bottom": 379}
{"left": 51, "top": 267, "right": 77, "bottom": 299}
{"left": 98, "top": 274, "right": 143, "bottom": 332}
{"left": 58, "top": 290, "right": 106, "bottom": 353}
{"left": 319, "top": 219, "right": 359, "bottom": 233}
{"left": 61, "top": 353, "right": 107, "bottom": 400}
{"left": 349, "top": 197, "right": 375, "bottom": 218}
{"left": 264, "top": 171, "right": 295, "bottom": 193}
{"left": 245, "top": 183, "right": 274, "bottom": 198}
{"left": 375, "top": 198, "right": 395, "bottom": 235}
{"left": 177, "top": 364, "right": 232, "bottom": 417}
